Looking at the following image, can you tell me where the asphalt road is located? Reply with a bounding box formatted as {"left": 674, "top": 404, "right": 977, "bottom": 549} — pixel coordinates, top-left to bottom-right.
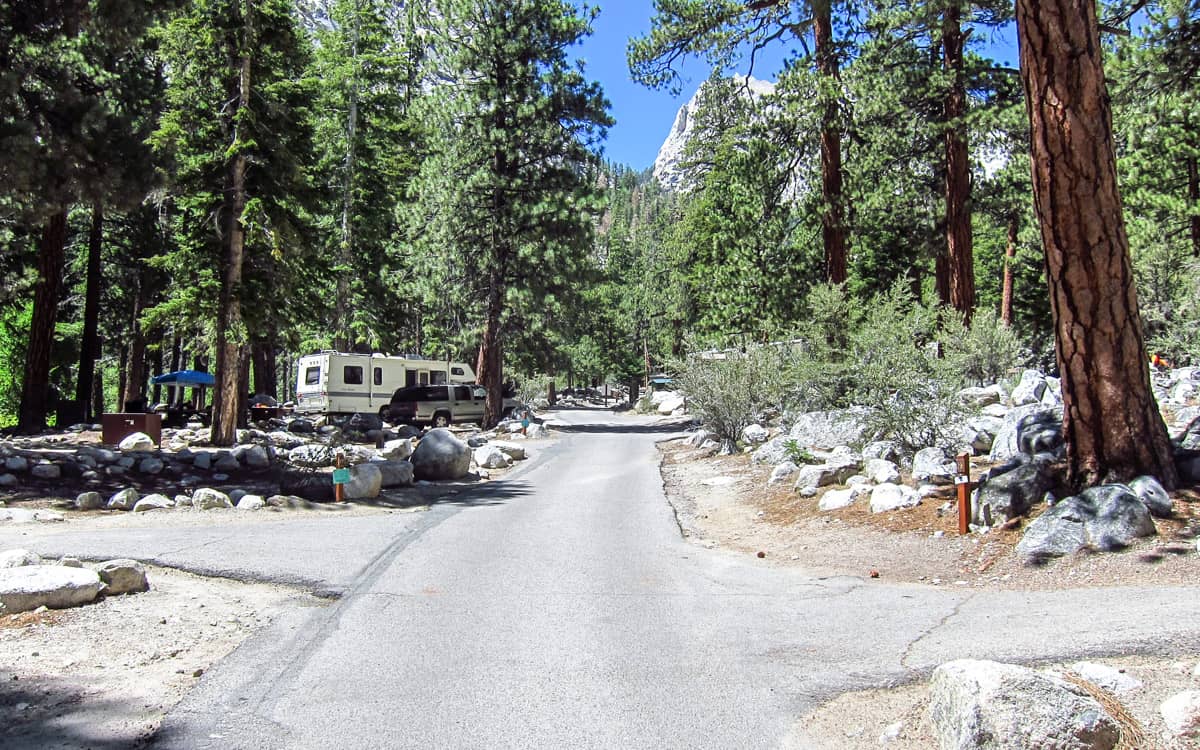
{"left": 18, "top": 407, "right": 1200, "bottom": 748}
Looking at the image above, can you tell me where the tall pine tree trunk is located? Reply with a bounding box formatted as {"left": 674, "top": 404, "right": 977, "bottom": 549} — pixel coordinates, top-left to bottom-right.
{"left": 1000, "top": 213, "right": 1017, "bottom": 326}
{"left": 1016, "top": 0, "right": 1178, "bottom": 489}
{"left": 934, "top": 251, "right": 951, "bottom": 307}
{"left": 477, "top": 265, "right": 505, "bottom": 428}
{"left": 122, "top": 275, "right": 147, "bottom": 410}
{"left": 251, "top": 335, "right": 277, "bottom": 397}
{"left": 942, "top": 1, "right": 975, "bottom": 323}
{"left": 212, "top": 5, "right": 253, "bottom": 446}
{"left": 333, "top": 5, "right": 361, "bottom": 352}
{"left": 76, "top": 202, "right": 103, "bottom": 421}
{"left": 18, "top": 210, "right": 69, "bottom": 433}
{"left": 814, "top": 0, "right": 847, "bottom": 284}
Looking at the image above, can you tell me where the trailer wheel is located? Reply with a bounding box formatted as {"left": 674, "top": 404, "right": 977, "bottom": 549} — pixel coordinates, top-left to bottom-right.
{"left": 432, "top": 412, "right": 451, "bottom": 428}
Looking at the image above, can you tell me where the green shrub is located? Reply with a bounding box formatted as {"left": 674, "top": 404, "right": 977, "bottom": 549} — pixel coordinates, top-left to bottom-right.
{"left": 783, "top": 439, "right": 817, "bottom": 464}
{"left": 671, "top": 343, "right": 786, "bottom": 452}
{"left": 942, "top": 307, "right": 1028, "bottom": 386}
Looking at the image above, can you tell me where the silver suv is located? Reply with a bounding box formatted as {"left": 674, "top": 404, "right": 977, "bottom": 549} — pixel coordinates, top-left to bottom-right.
{"left": 383, "top": 385, "right": 517, "bottom": 427}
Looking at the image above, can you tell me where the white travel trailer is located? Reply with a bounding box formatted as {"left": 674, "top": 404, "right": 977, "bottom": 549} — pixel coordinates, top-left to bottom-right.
{"left": 294, "top": 351, "right": 476, "bottom": 416}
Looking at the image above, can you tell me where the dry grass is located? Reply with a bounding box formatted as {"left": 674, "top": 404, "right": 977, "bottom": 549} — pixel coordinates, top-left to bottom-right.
{"left": 1060, "top": 671, "right": 1156, "bottom": 750}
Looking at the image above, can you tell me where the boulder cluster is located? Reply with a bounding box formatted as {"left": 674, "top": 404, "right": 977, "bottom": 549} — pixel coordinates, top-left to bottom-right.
{"left": 923, "top": 658, "right": 1200, "bottom": 749}
{"left": 698, "top": 366, "right": 1200, "bottom": 563}
{"left": 0, "top": 411, "right": 553, "bottom": 510}
{"left": 0, "top": 549, "right": 148, "bottom": 615}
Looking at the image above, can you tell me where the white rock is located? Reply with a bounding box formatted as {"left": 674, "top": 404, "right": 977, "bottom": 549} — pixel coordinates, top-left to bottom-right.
{"left": 525, "top": 423, "right": 550, "bottom": 439}
{"left": 132, "top": 494, "right": 174, "bottom": 512}
{"left": 379, "top": 438, "right": 415, "bottom": 460}
{"left": 1064, "top": 662, "right": 1143, "bottom": 695}
{"left": 490, "top": 441, "right": 527, "bottom": 460}
{"left": 819, "top": 488, "right": 856, "bottom": 511}
{"left": 929, "top": 659, "right": 1118, "bottom": 750}
{"left": 474, "top": 445, "right": 512, "bottom": 470}
{"left": 0, "top": 508, "right": 64, "bottom": 523}
{"left": 106, "top": 488, "right": 139, "bottom": 511}
{"left": 1161, "top": 691, "right": 1200, "bottom": 739}
{"left": 0, "top": 549, "right": 41, "bottom": 568}
{"left": 236, "top": 494, "right": 266, "bottom": 511}
{"left": 870, "top": 483, "right": 920, "bottom": 514}
{"left": 742, "top": 424, "right": 769, "bottom": 444}
{"left": 193, "top": 488, "right": 233, "bottom": 511}
{"left": 879, "top": 721, "right": 903, "bottom": 743}
{"left": 192, "top": 452, "right": 213, "bottom": 470}
{"left": 1009, "top": 369, "right": 1048, "bottom": 407}
{"left": 95, "top": 559, "right": 149, "bottom": 595}
{"left": 865, "top": 458, "right": 901, "bottom": 484}
{"left": 75, "top": 491, "right": 104, "bottom": 510}
{"left": 657, "top": 394, "right": 686, "bottom": 414}
{"left": 137, "top": 457, "right": 164, "bottom": 474}
{"left": 241, "top": 445, "right": 271, "bottom": 469}
{"left": 913, "top": 447, "right": 955, "bottom": 484}
{"left": 118, "top": 432, "right": 156, "bottom": 451}
{"left": 5, "top": 456, "right": 29, "bottom": 473}
{"left": 0, "top": 565, "right": 106, "bottom": 614}
{"left": 0, "top": 473, "right": 16, "bottom": 488}
{"left": 769, "top": 462, "right": 799, "bottom": 484}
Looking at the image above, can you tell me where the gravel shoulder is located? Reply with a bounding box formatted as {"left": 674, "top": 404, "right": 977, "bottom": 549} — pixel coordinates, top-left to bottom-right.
{"left": 659, "top": 437, "right": 1200, "bottom": 749}
{"left": 0, "top": 565, "right": 321, "bottom": 748}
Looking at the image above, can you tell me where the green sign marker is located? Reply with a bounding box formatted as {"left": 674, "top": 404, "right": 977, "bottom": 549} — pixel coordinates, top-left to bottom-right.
{"left": 332, "top": 468, "right": 351, "bottom": 485}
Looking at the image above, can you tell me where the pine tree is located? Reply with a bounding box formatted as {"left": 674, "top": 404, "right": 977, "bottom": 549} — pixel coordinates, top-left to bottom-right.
{"left": 410, "top": 0, "right": 611, "bottom": 427}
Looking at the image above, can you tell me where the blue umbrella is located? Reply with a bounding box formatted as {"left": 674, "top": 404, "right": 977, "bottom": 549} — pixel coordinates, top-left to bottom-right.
{"left": 152, "top": 370, "right": 215, "bottom": 387}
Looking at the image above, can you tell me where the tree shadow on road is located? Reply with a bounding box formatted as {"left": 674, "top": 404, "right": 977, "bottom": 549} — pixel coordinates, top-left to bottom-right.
{"left": 0, "top": 675, "right": 144, "bottom": 750}
{"left": 366, "top": 478, "right": 533, "bottom": 510}
{"left": 552, "top": 421, "right": 692, "bottom": 435}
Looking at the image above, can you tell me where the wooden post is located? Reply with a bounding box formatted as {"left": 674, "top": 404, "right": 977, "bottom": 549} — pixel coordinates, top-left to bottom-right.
{"left": 335, "top": 451, "right": 345, "bottom": 503}
{"left": 955, "top": 452, "right": 972, "bottom": 535}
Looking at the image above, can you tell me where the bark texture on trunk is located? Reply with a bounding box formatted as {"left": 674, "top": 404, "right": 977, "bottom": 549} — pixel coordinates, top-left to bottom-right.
{"left": 18, "top": 211, "right": 69, "bottom": 433}
{"left": 942, "top": 1, "right": 975, "bottom": 323}
{"left": 211, "top": 8, "right": 253, "bottom": 446}
{"left": 251, "top": 336, "right": 277, "bottom": 397}
{"left": 1000, "top": 213, "right": 1018, "bottom": 326}
{"left": 934, "top": 251, "right": 951, "bottom": 307}
{"left": 477, "top": 267, "right": 505, "bottom": 429}
{"left": 122, "top": 276, "right": 147, "bottom": 410}
{"left": 814, "top": 1, "right": 847, "bottom": 285}
{"left": 76, "top": 202, "right": 103, "bottom": 420}
{"left": 1016, "top": 0, "right": 1178, "bottom": 489}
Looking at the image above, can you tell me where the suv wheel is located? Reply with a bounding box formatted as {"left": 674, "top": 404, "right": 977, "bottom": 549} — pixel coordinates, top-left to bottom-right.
{"left": 432, "top": 412, "right": 451, "bottom": 428}
{"left": 378, "top": 406, "right": 390, "bottom": 423}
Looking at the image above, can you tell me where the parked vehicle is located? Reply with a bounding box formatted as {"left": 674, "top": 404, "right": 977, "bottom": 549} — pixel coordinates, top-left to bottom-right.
{"left": 294, "top": 352, "right": 476, "bottom": 416}
{"left": 383, "top": 384, "right": 519, "bottom": 427}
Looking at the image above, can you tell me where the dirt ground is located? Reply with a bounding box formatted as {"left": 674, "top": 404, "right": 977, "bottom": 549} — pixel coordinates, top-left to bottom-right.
{"left": 659, "top": 437, "right": 1200, "bottom": 750}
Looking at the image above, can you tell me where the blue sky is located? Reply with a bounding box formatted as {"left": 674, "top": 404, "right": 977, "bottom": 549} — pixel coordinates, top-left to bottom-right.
{"left": 573, "top": 2, "right": 1020, "bottom": 170}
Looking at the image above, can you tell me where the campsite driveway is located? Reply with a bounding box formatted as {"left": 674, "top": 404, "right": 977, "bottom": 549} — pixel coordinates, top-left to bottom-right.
{"left": 19, "top": 408, "right": 1200, "bottom": 748}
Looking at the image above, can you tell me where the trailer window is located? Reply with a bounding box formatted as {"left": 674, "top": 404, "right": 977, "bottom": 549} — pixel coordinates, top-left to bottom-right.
{"left": 431, "top": 370, "right": 447, "bottom": 385}
{"left": 451, "top": 367, "right": 465, "bottom": 377}
{"left": 344, "top": 366, "right": 363, "bottom": 385}
{"left": 373, "top": 367, "right": 383, "bottom": 386}
{"left": 419, "top": 371, "right": 429, "bottom": 385}
{"left": 305, "top": 366, "right": 321, "bottom": 386}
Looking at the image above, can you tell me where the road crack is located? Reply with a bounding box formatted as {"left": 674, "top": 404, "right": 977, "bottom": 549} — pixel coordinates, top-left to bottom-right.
{"left": 899, "top": 591, "right": 976, "bottom": 674}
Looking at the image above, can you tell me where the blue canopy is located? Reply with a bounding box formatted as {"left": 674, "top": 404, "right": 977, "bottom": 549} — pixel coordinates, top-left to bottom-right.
{"left": 152, "top": 370, "right": 215, "bottom": 387}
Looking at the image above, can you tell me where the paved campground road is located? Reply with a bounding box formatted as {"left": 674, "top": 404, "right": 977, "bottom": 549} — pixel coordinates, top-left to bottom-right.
{"left": 21, "top": 408, "right": 1200, "bottom": 748}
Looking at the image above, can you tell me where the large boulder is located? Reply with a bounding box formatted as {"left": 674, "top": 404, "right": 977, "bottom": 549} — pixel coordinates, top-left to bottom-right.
{"left": 1016, "top": 484, "right": 1157, "bottom": 563}
{"left": 379, "top": 438, "right": 415, "bottom": 461}
{"left": 864, "top": 458, "right": 901, "bottom": 485}
{"left": 1128, "top": 475, "right": 1172, "bottom": 518}
{"left": 343, "top": 463, "right": 383, "bottom": 500}
{"left": 786, "top": 409, "right": 870, "bottom": 452}
{"left": 656, "top": 393, "right": 686, "bottom": 415}
{"left": 474, "top": 445, "right": 512, "bottom": 469}
{"left": 928, "top": 659, "right": 1118, "bottom": 750}
{"left": 1009, "top": 369, "right": 1049, "bottom": 407}
{"left": 346, "top": 412, "right": 385, "bottom": 433}
{"left": 870, "top": 483, "right": 920, "bottom": 514}
{"left": 289, "top": 444, "right": 335, "bottom": 468}
{"left": 742, "top": 424, "right": 770, "bottom": 444}
{"left": 95, "top": 559, "right": 149, "bottom": 595}
{"left": 818, "top": 488, "right": 857, "bottom": 511}
{"left": 0, "top": 565, "right": 107, "bottom": 614}
{"left": 793, "top": 456, "right": 859, "bottom": 490}
{"left": 106, "top": 487, "right": 139, "bottom": 511}
{"left": 193, "top": 488, "right": 233, "bottom": 511}
{"left": 971, "top": 458, "right": 1056, "bottom": 527}
{"left": 913, "top": 447, "right": 955, "bottom": 485}
{"left": 133, "top": 493, "right": 175, "bottom": 512}
{"left": 751, "top": 437, "right": 792, "bottom": 466}
{"left": 237, "top": 444, "right": 272, "bottom": 469}
{"left": 411, "top": 428, "right": 472, "bottom": 480}
{"left": 30, "top": 463, "right": 61, "bottom": 479}
{"left": 491, "top": 441, "right": 527, "bottom": 461}
{"left": 4, "top": 456, "right": 29, "bottom": 473}
{"left": 1160, "top": 690, "right": 1200, "bottom": 740}
{"left": 0, "top": 549, "right": 41, "bottom": 568}
{"left": 376, "top": 460, "right": 415, "bottom": 488}
{"left": 118, "top": 432, "right": 156, "bottom": 451}
{"left": 988, "top": 405, "right": 1063, "bottom": 464}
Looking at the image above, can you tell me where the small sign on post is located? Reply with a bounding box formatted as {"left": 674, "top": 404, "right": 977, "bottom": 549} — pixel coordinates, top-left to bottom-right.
{"left": 955, "top": 452, "right": 973, "bottom": 535}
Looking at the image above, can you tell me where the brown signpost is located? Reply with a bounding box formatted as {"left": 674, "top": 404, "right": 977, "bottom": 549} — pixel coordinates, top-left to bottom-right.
{"left": 955, "top": 452, "right": 973, "bottom": 535}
